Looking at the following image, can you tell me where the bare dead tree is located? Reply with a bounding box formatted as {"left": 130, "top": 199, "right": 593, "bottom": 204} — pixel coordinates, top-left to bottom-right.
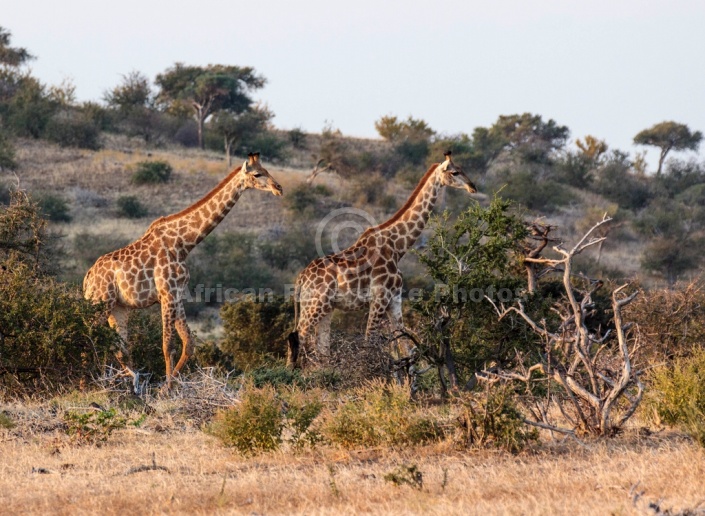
{"left": 481, "top": 215, "right": 644, "bottom": 436}
{"left": 306, "top": 157, "right": 335, "bottom": 185}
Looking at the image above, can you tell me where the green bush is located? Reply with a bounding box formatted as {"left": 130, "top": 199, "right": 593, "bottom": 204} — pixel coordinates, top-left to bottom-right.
{"left": 282, "top": 388, "right": 324, "bottom": 449}
{"left": 288, "top": 127, "right": 307, "bottom": 149}
{"left": 453, "top": 385, "right": 538, "bottom": 453}
{"left": 321, "top": 381, "right": 443, "bottom": 448}
{"left": 284, "top": 183, "right": 332, "bottom": 216}
{"left": 186, "top": 232, "right": 276, "bottom": 316}
{"left": 209, "top": 383, "right": 284, "bottom": 454}
{"left": 495, "top": 170, "right": 575, "bottom": 213}
{"left": 0, "top": 130, "right": 17, "bottom": 171}
{"left": 0, "top": 260, "right": 118, "bottom": 392}
{"left": 645, "top": 348, "right": 705, "bottom": 446}
{"left": 64, "top": 408, "right": 128, "bottom": 445}
{"left": 131, "top": 160, "right": 172, "bottom": 184}
{"left": 246, "top": 364, "right": 340, "bottom": 390}
{"left": 116, "top": 195, "right": 148, "bottom": 218}
{"left": 44, "top": 111, "right": 101, "bottom": 150}
{"left": 126, "top": 309, "right": 167, "bottom": 381}
{"left": 220, "top": 296, "right": 294, "bottom": 368}
{"left": 37, "top": 193, "right": 71, "bottom": 222}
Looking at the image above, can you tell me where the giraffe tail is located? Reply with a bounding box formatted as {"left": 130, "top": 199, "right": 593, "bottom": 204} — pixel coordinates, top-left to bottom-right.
{"left": 287, "top": 277, "right": 301, "bottom": 369}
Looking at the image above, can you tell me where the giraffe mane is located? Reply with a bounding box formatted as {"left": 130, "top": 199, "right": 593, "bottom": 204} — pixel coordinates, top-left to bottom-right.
{"left": 360, "top": 163, "right": 440, "bottom": 237}
{"left": 158, "top": 166, "right": 243, "bottom": 224}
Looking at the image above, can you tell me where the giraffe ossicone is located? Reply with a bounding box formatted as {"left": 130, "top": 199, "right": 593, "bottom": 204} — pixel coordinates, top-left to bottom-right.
{"left": 83, "top": 152, "right": 283, "bottom": 391}
{"left": 287, "top": 151, "right": 477, "bottom": 368}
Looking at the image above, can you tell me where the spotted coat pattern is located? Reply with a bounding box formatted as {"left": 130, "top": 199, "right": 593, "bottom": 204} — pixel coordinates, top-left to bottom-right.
{"left": 289, "top": 153, "right": 476, "bottom": 367}
{"left": 83, "top": 153, "right": 282, "bottom": 388}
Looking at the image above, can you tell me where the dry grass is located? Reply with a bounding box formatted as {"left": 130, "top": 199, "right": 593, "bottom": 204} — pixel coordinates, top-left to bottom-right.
{"left": 1, "top": 397, "right": 703, "bottom": 516}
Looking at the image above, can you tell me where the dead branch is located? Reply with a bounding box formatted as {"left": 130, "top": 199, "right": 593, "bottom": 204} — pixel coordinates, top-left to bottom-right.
{"left": 486, "top": 215, "right": 642, "bottom": 436}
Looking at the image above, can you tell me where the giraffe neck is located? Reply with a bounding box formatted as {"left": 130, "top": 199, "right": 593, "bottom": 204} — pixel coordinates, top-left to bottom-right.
{"left": 149, "top": 168, "right": 245, "bottom": 256}
{"left": 364, "top": 164, "right": 441, "bottom": 257}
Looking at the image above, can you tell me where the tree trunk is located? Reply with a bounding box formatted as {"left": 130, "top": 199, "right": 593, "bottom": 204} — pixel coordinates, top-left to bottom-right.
{"left": 224, "top": 135, "right": 232, "bottom": 166}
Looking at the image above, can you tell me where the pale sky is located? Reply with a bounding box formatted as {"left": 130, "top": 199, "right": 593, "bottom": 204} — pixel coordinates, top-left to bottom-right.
{"left": 5, "top": 0, "right": 705, "bottom": 168}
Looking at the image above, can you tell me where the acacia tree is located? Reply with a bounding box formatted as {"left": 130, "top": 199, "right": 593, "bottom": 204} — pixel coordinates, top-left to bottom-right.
{"left": 634, "top": 121, "right": 703, "bottom": 175}
{"left": 155, "top": 63, "right": 265, "bottom": 149}
{"left": 104, "top": 71, "right": 165, "bottom": 143}
{"left": 0, "top": 26, "right": 33, "bottom": 68}
{"left": 210, "top": 103, "right": 273, "bottom": 165}
{"left": 375, "top": 114, "right": 435, "bottom": 165}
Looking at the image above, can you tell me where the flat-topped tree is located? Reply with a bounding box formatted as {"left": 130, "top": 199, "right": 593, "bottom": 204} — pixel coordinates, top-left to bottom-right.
{"left": 155, "top": 63, "right": 265, "bottom": 150}
{"left": 634, "top": 121, "right": 703, "bottom": 175}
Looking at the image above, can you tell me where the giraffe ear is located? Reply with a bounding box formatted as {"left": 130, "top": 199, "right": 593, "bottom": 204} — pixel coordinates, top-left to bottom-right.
{"left": 443, "top": 150, "right": 452, "bottom": 162}
{"left": 241, "top": 161, "right": 249, "bottom": 173}
{"left": 247, "top": 153, "right": 255, "bottom": 165}
{"left": 253, "top": 152, "right": 261, "bottom": 163}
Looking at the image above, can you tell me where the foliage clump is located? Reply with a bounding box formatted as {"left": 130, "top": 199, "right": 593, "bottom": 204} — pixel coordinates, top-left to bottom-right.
{"left": 453, "top": 385, "right": 538, "bottom": 453}
{"left": 0, "top": 192, "right": 117, "bottom": 393}
{"left": 64, "top": 408, "right": 143, "bottom": 446}
{"left": 131, "top": 160, "right": 172, "bottom": 184}
{"left": 645, "top": 347, "right": 705, "bottom": 446}
{"left": 209, "top": 382, "right": 324, "bottom": 454}
{"left": 116, "top": 195, "right": 148, "bottom": 218}
{"left": 321, "top": 380, "right": 443, "bottom": 448}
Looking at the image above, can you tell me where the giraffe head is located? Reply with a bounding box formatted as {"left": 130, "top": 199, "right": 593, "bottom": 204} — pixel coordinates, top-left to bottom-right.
{"left": 437, "top": 151, "right": 477, "bottom": 193}
{"left": 240, "top": 152, "right": 283, "bottom": 196}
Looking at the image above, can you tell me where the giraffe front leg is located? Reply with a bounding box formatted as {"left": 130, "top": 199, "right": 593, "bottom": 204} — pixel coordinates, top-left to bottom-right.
{"left": 172, "top": 301, "right": 195, "bottom": 379}
{"left": 160, "top": 300, "right": 176, "bottom": 390}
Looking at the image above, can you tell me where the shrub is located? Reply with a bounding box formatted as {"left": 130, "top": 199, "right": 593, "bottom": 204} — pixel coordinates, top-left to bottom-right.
{"left": 37, "top": 193, "right": 71, "bottom": 222}
{"left": 0, "top": 130, "right": 17, "bottom": 171}
{"left": 220, "top": 296, "right": 294, "bottom": 368}
{"left": 44, "top": 111, "right": 101, "bottom": 150}
{"left": 239, "top": 131, "right": 288, "bottom": 162}
{"left": 209, "top": 382, "right": 284, "bottom": 454}
{"left": 126, "top": 309, "right": 166, "bottom": 381}
{"left": 0, "top": 413, "right": 15, "bottom": 429}
{"left": 246, "top": 364, "right": 340, "bottom": 390}
{"left": 288, "top": 127, "right": 307, "bottom": 149}
{"left": 453, "top": 385, "right": 538, "bottom": 453}
{"left": 282, "top": 388, "right": 324, "bottom": 449}
{"left": 258, "top": 222, "right": 322, "bottom": 271}
{"left": 131, "top": 160, "right": 172, "bottom": 184}
{"left": 64, "top": 408, "right": 128, "bottom": 446}
{"left": 321, "top": 380, "right": 443, "bottom": 448}
{"left": 186, "top": 232, "right": 276, "bottom": 316}
{"left": 0, "top": 260, "right": 118, "bottom": 393}
{"left": 645, "top": 348, "right": 705, "bottom": 446}
{"left": 116, "top": 195, "right": 148, "bottom": 218}
{"left": 284, "top": 183, "right": 332, "bottom": 216}
{"left": 495, "top": 170, "right": 575, "bottom": 213}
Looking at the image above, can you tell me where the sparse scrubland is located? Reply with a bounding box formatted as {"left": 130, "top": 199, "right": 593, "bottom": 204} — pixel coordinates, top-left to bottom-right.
{"left": 2, "top": 25, "right": 705, "bottom": 515}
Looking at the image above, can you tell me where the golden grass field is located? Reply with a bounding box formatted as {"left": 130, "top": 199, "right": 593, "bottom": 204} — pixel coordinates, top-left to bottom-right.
{"left": 2, "top": 395, "right": 704, "bottom": 516}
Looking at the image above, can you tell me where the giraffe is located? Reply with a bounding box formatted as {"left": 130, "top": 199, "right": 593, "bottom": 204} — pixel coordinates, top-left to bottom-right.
{"left": 287, "top": 151, "right": 476, "bottom": 368}
{"left": 84, "top": 152, "right": 282, "bottom": 390}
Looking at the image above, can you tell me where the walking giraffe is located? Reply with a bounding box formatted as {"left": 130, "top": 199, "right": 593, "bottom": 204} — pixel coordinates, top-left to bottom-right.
{"left": 84, "top": 153, "right": 282, "bottom": 390}
{"left": 287, "top": 151, "right": 476, "bottom": 368}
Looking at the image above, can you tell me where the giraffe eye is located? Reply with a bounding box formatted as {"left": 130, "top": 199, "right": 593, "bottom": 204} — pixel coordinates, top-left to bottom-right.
{"left": 253, "top": 173, "right": 263, "bottom": 178}
{"left": 451, "top": 171, "right": 460, "bottom": 176}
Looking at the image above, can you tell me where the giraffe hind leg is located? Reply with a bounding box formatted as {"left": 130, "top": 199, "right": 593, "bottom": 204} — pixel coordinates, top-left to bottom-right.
{"left": 108, "top": 305, "right": 142, "bottom": 393}
{"left": 172, "top": 301, "right": 195, "bottom": 380}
